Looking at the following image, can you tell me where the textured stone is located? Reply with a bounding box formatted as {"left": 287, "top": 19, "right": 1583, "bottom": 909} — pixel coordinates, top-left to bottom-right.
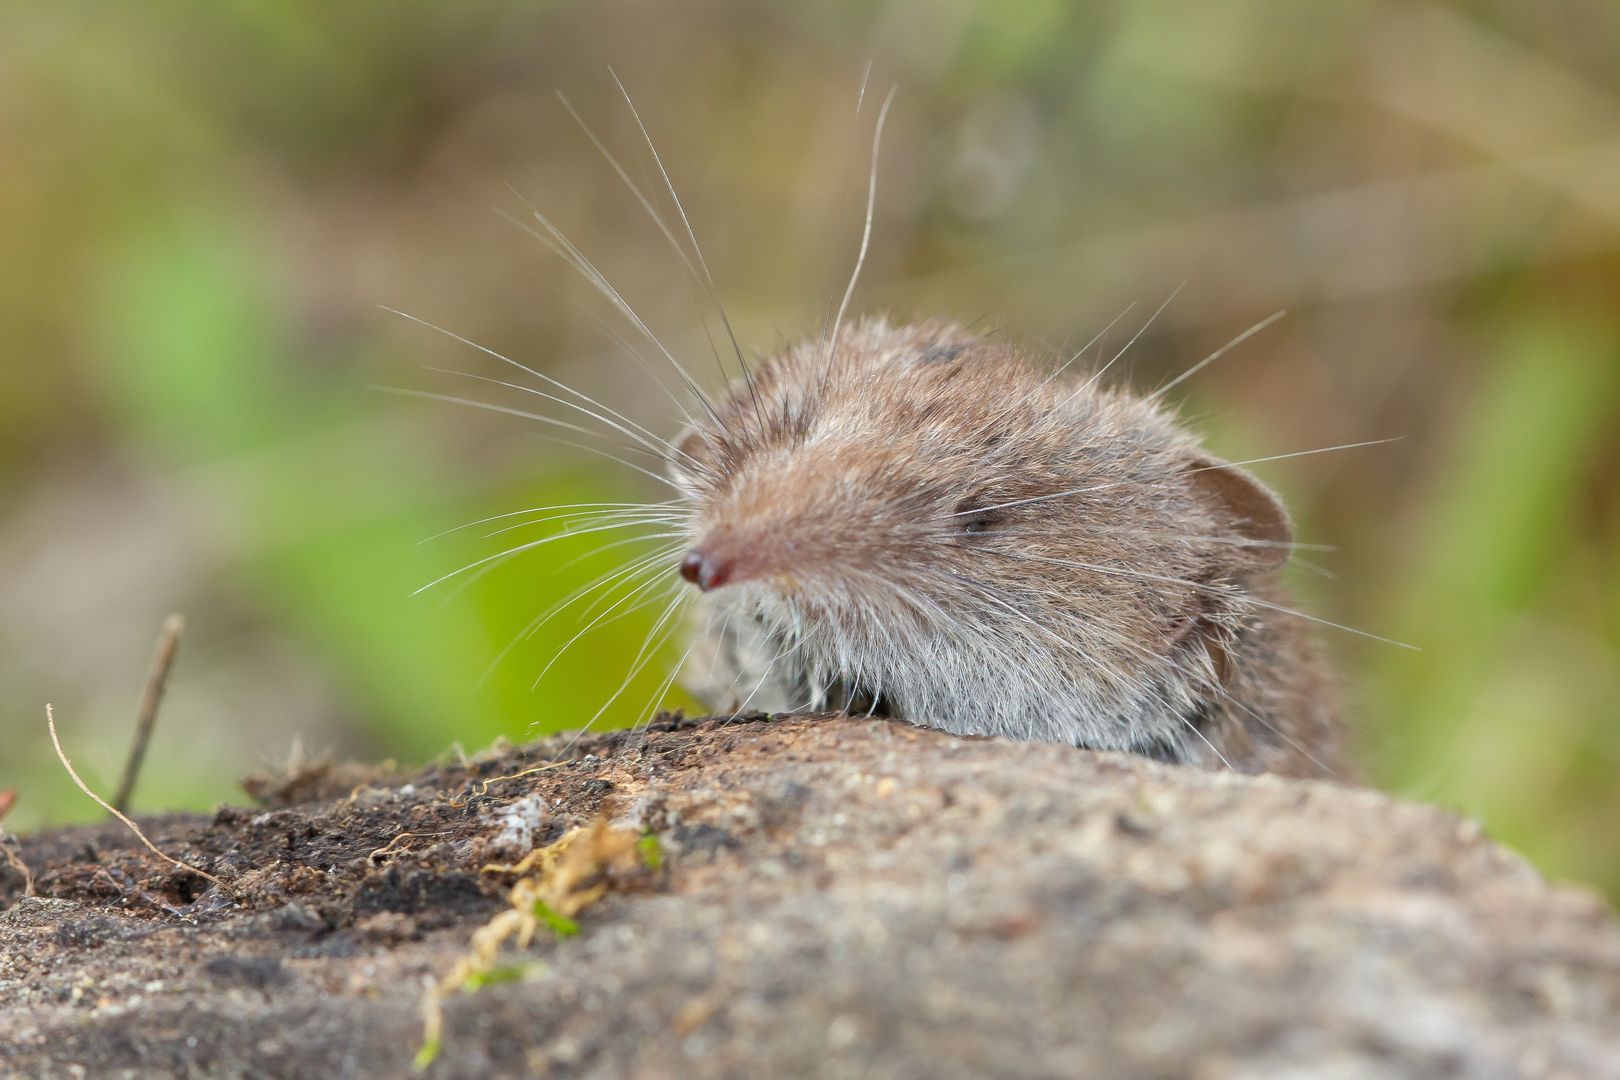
{"left": 1, "top": 714, "right": 1616, "bottom": 1078}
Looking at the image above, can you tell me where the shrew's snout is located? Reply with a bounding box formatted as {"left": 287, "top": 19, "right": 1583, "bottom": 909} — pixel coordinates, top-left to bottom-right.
{"left": 678, "top": 547, "right": 737, "bottom": 592}
{"left": 679, "top": 526, "right": 799, "bottom": 592}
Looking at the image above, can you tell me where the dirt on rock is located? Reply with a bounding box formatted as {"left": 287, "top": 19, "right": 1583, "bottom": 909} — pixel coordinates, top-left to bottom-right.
{"left": 1, "top": 713, "right": 1617, "bottom": 1079}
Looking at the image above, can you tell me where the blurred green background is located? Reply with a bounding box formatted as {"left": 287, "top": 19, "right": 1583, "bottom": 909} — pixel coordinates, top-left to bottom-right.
{"left": 2, "top": 1, "right": 1616, "bottom": 900}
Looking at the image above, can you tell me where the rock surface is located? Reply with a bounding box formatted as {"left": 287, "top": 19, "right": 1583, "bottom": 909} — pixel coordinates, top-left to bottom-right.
{"left": 1, "top": 714, "right": 1617, "bottom": 1079}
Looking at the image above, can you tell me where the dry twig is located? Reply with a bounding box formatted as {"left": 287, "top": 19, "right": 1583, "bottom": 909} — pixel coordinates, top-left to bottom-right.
{"left": 46, "top": 703, "right": 223, "bottom": 889}
{"left": 0, "top": 836, "right": 32, "bottom": 897}
{"left": 0, "top": 789, "right": 32, "bottom": 896}
{"left": 112, "top": 613, "right": 185, "bottom": 814}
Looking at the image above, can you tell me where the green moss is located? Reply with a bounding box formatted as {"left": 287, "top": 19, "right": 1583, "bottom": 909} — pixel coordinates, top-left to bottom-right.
{"left": 531, "top": 899, "right": 580, "bottom": 938}
{"left": 638, "top": 830, "right": 663, "bottom": 871}
{"left": 412, "top": 1036, "right": 441, "bottom": 1072}
{"left": 461, "top": 962, "right": 540, "bottom": 993}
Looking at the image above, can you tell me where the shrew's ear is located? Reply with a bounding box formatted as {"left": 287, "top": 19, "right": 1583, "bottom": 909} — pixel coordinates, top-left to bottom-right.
{"left": 668, "top": 423, "right": 710, "bottom": 485}
{"left": 1184, "top": 453, "right": 1293, "bottom": 574}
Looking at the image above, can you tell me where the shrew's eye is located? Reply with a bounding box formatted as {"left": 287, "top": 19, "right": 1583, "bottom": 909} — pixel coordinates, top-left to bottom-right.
{"left": 955, "top": 498, "right": 1006, "bottom": 535}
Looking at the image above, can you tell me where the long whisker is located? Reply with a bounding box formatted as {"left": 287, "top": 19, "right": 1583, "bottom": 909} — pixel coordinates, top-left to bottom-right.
{"left": 950, "top": 438, "right": 1401, "bottom": 518}
{"left": 548, "top": 530, "right": 683, "bottom": 575}
{"left": 532, "top": 545, "right": 683, "bottom": 634}
{"left": 438, "top": 523, "right": 676, "bottom": 609}
{"left": 1023, "top": 522, "right": 1336, "bottom": 553}
{"left": 556, "top": 91, "right": 737, "bottom": 399}
{"left": 811, "top": 66, "right": 879, "bottom": 364}
{"left": 558, "top": 585, "right": 691, "bottom": 756}
{"left": 556, "top": 581, "right": 694, "bottom": 744}
{"left": 1068, "top": 281, "right": 1185, "bottom": 400}
{"left": 532, "top": 567, "right": 677, "bottom": 688}
{"left": 498, "top": 188, "right": 729, "bottom": 434}
{"left": 1290, "top": 556, "right": 1338, "bottom": 580}
{"left": 941, "top": 569, "right": 1254, "bottom": 766}
{"left": 686, "top": 603, "right": 744, "bottom": 722}
{"left": 481, "top": 509, "right": 681, "bottom": 541}
{"left": 612, "top": 589, "right": 687, "bottom": 694}
{"left": 375, "top": 384, "right": 683, "bottom": 490}
{"left": 382, "top": 305, "right": 700, "bottom": 469}
{"left": 1040, "top": 302, "right": 1138, "bottom": 386}
{"left": 413, "top": 518, "right": 676, "bottom": 597}
{"left": 1211, "top": 680, "right": 1334, "bottom": 777}
{"left": 724, "top": 638, "right": 795, "bottom": 724}
{"left": 525, "top": 434, "right": 688, "bottom": 491}
{"left": 551, "top": 284, "right": 708, "bottom": 440}
{"left": 624, "top": 617, "right": 710, "bottom": 750}
{"left": 476, "top": 544, "right": 682, "bottom": 689}
{"left": 374, "top": 384, "right": 595, "bottom": 440}
{"left": 936, "top": 571, "right": 1133, "bottom": 678}
{"left": 607, "top": 69, "right": 766, "bottom": 431}
{"left": 1176, "top": 711, "right": 1236, "bottom": 772}
{"left": 422, "top": 500, "right": 683, "bottom": 544}
{"left": 1150, "top": 309, "right": 1287, "bottom": 401}
{"left": 571, "top": 566, "right": 686, "bottom": 641}
{"left": 975, "top": 548, "right": 1416, "bottom": 650}
{"left": 424, "top": 366, "right": 686, "bottom": 467}
{"left": 571, "top": 546, "right": 687, "bottom": 623}
{"left": 557, "top": 92, "right": 706, "bottom": 291}
{"left": 827, "top": 84, "right": 897, "bottom": 360}
{"left": 493, "top": 205, "right": 709, "bottom": 445}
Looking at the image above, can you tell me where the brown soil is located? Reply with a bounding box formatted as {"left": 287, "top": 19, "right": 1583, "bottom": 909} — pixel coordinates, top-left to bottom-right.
{"left": 2, "top": 713, "right": 1617, "bottom": 1079}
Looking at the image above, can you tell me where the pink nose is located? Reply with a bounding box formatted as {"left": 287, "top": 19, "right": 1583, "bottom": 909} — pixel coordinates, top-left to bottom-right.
{"left": 679, "top": 549, "right": 735, "bottom": 591}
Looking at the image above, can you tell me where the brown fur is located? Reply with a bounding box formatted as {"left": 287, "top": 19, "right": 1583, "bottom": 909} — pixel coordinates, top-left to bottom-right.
{"left": 670, "top": 316, "right": 1349, "bottom": 780}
